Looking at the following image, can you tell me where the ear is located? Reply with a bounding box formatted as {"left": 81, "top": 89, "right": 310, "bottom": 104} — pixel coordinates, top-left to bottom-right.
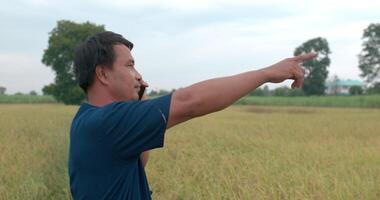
{"left": 95, "top": 65, "right": 109, "bottom": 85}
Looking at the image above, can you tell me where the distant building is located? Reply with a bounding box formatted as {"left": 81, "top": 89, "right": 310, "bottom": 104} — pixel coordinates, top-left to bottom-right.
{"left": 0, "top": 86, "right": 5, "bottom": 95}
{"left": 325, "top": 79, "right": 363, "bottom": 95}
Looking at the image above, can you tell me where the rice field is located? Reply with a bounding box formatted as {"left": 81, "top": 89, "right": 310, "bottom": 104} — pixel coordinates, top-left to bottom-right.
{"left": 0, "top": 104, "right": 379, "bottom": 199}
{"left": 236, "top": 95, "right": 380, "bottom": 108}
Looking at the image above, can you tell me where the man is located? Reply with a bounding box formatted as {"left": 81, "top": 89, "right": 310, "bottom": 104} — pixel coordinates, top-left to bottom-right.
{"left": 69, "top": 31, "right": 314, "bottom": 199}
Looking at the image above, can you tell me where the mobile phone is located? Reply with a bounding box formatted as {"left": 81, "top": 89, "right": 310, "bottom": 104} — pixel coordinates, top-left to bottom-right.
{"left": 138, "top": 85, "right": 146, "bottom": 100}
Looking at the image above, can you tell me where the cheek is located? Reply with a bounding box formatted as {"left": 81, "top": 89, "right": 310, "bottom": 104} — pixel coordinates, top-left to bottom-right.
{"left": 118, "top": 70, "right": 135, "bottom": 86}
{"left": 129, "top": 69, "right": 136, "bottom": 78}
{"left": 127, "top": 70, "right": 137, "bottom": 82}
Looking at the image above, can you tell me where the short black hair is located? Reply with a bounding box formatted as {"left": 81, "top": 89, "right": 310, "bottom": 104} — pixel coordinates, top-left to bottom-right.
{"left": 74, "top": 31, "right": 134, "bottom": 93}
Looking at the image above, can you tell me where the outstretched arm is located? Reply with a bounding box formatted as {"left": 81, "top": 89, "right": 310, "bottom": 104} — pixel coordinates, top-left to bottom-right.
{"left": 167, "top": 53, "right": 315, "bottom": 128}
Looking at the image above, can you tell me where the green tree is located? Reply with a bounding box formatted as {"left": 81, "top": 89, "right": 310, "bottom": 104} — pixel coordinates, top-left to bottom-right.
{"left": 148, "top": 90, "right": 158, "bottom": 96}
{"left": 148, "top": 89, "right": 172, "bottom": 96}
{"left": 294, "top": 37, "right": 331, "bottom": 95}
{"left": 0, "top": 87, "right": 6, "bottom": 95}
{"left": 359, "top": 23, "right": 380, "bottom": 85}
{"left": 366, "top": 82, "right": 380, "bottom": 94}
{"left": 42, "top": 83, "right": 56, "bottom": 96}
{"left": 273, "top": 86, "right": 289, "bottom": 96}
{"left": 262, "top": 85, "right": 270, "bottom": 96}
{"left": 288, "top": 88, "right": 305, "bottom": 96}
{"left": 157, "top": 89, "right": 170, "bottom": 96}
{"left": 42, "top": 20, "right": 105, "bottom": 104}
{"left": 249, "top": 87, "right": 264, "bottom": 96}
{"left": 29, "top": 90, "right": 38, "bottom": 96}
{"left": 349, "top": 86, "right": 363, "bottom": 95}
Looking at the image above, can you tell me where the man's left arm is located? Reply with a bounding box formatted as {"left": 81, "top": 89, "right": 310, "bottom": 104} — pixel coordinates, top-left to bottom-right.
{"left": 140, "top": 151, "right": 150, "bottom": 167}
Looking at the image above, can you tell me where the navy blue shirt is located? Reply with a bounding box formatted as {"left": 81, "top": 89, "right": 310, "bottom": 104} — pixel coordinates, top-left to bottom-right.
{"left": 68, "top": 94, "right": 171, "bottom": 200}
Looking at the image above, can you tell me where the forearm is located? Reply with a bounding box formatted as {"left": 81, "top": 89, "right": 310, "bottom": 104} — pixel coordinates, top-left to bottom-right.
{"left": 140, "top": 151, "right": 149, "bottom": 168}
{"left": 177, "top": 69, "right": 269, "bottom": 118}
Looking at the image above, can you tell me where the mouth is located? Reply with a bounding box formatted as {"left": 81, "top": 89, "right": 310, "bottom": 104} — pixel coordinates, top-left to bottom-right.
{"left": 134, "top": 85, "right": 143, "bottom": 94}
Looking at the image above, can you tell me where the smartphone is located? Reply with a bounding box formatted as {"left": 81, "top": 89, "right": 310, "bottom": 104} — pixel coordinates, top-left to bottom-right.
{"left": 138, "top": 85, "right": 146, "bottom": 100}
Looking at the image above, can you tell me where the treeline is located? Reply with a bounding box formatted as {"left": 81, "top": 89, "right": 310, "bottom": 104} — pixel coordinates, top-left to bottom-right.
{"left": 249, "top": 83, "right": 380, "bottom": 97}
{"left": 148, "top": 89, "right": 176, "bottom": 96}
{"left": 236, "top": 95, "right": 380, "bottom": 108}
{"left": 0, "top": 94, "right": 57, "bottom": 104}
{"left": 149, "top": 83, "right": 380, "bottom": 98}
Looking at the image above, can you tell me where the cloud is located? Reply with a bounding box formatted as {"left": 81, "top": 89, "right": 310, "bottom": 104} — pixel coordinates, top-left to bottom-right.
{"left": 0, "top": 52, "right": 55, "bottom": 94}
{"left": 0, "top": 0, "right": 378, "bottom": 92}
{"left": 91, "top": 0, "right": 380, "bottom": 13}
{"left": 130, "top": 9, "right": 371, "bottom": 89}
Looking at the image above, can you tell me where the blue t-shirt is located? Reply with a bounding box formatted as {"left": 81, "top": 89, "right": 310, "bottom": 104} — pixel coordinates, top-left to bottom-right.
{"left": 68, "top": 94, "right": 171, "bottom": 200}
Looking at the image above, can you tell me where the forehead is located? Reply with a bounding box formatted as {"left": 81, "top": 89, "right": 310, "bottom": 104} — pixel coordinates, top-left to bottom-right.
{"left": 113, "top": 44, "right": 134, "bottom": 63}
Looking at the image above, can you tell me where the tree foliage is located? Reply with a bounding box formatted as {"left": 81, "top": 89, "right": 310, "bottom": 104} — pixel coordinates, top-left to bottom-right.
{"left": 42, "top": 20, "right": 105, "bottom": 104}
{"left": 294, "top": 37, "right": 331, "bottom": 95}
{"left": 249, "top": 85, "right": 272, "bottom": 96}
{"left": 249, "top": 88, "right": 265, "bottom": 96}
{"left": 29, "top": 90, "right": 38, "bottom": 96}
{"left": 349, "top": 86, "right": 363, "bottom": 95}
{"left": 366, "top": 82, "right": 380, "bottom": 94}
{"left": 359, "top": 23, "right": 380, "bottom": 85}
{"left": 148, "top": 89, "right": 172, "bottom": 96}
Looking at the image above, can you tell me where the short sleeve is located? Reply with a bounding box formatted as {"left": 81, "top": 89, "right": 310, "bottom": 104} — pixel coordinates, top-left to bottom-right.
{"left": 99, "top": 94, "right": 172, "bottom": 159}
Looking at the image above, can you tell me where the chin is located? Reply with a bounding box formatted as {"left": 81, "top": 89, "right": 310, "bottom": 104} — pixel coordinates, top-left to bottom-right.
{"left": 128, "top": 94, "right": 139, "bottom": 101}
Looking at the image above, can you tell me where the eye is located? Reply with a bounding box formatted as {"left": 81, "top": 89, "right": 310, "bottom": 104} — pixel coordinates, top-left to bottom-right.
{"left": 125, "top": 64, "right": 134, "bottom": 68}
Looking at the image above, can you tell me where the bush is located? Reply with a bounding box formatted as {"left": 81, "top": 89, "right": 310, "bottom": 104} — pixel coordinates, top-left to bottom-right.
{"left": 288, "top": 88, "right": 305, "bottom": 96}
{"left": 367, "top": 82, "right": 380, "bottom": 94}
{"left": 273, "top": 87, "right": 305, "bottom": 97}
{"left": 273, "top": 87, "right": 289, "bottom": 96}
{"left": 349, "top": 86, "right": 363, "bottom": 95}
{"left": 249, "top": 88, "right": 265, "bottom": 96}
{"left": 29, "top": 91, "right": 38, "bottom": 96}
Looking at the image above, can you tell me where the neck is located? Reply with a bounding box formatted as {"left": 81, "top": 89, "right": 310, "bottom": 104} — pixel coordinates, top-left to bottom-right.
{"left": 86, "top": 87, "right": 114, "bottom": 107}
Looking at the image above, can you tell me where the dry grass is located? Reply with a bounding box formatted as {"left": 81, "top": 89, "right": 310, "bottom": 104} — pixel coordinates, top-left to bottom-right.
{"left": 0, "top": 104, "right": 379, "bottom": 199}
{"left": 0, "top": 104, "right": 76, "bottom": 200}
{"left": 148, "top": 106, "right": 380, "bottom": 200}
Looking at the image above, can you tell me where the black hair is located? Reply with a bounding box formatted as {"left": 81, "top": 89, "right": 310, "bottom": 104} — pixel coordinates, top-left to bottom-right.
{"left": 74, "top": 31, "right": 134, "bottom": 93}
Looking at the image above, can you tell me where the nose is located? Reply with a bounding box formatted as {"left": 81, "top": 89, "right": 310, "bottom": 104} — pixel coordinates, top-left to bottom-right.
{"left": 134, "top": 69, "right": 148, "bottom": 87}
{"left": 135, "top": 70, "right": 142, "bottom": 82}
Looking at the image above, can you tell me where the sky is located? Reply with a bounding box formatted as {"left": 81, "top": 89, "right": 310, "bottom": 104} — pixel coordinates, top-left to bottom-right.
{"left": 0, "top": 0, "right": 379, "bottom": 94}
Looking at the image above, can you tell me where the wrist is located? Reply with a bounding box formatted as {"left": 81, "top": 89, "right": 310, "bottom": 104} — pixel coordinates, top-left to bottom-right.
{"left": 256, "top": 68, "right": 272, "bottom": 83}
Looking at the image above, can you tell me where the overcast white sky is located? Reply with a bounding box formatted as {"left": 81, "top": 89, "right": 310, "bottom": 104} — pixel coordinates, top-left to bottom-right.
{"left": 0, "top": 0, "right": 379, "bottom": 94}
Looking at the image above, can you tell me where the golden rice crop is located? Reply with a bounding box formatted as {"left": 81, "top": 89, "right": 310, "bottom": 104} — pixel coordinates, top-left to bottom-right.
{"left": 0, "top": 104, "right": 379, "bottom": 200}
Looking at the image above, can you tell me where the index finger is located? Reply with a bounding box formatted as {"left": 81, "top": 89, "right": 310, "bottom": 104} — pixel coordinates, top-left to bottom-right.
{"left": 293, "top": 52, "right": 316, "bottom": 62}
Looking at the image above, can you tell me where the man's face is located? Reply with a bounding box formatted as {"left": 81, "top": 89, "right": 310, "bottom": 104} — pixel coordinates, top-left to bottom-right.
{"left": 106, "top": 44, "right": 142, "bottom": 101}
